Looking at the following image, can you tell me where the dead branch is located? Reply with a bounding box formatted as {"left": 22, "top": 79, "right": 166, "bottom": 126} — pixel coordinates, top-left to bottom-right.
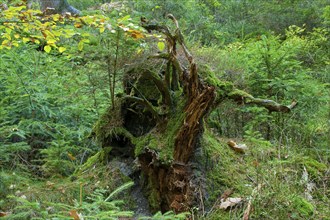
{"left": 167, "top": 14, "right": 193, "bottom": 63}
{"left": 248, "top": 98, "right": 297, "bottom": 113}
{"left": 123, "top": 95, "right": 160, "bottom": 121}
{"left": 141, "top": 70, "right": 172, "bottom": 106}
{"left": 228, "top": 89, "right": 298, "bottom": 113}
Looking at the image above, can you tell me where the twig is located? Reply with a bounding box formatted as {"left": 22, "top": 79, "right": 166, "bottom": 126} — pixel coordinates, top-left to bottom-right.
{"left": 199, "top": 187, "right": 205, "bottom": 216}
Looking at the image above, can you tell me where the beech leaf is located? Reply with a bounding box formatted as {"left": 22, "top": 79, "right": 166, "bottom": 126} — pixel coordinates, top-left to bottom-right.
{"left": 69, "top": 210, "right": 81, "bottom": 220}
{"left": 227, "top": 140, "right": 248, "bottom": 153}
{"left": 59, "top": 47, "right": 66, "bottom": 53}
{"left": 219, "top": 197, "right": 242, "bottom": 209}
{"left": 157, "top": 41, "right": 165, "bottom": 51}
{"left": 44, "top": 45, "right": 51, "bottom": 53}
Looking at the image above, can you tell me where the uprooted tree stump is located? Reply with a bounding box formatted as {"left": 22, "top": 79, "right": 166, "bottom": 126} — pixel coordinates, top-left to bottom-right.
{"left": 93, "top": 15, "right": 297, "bottom": 213}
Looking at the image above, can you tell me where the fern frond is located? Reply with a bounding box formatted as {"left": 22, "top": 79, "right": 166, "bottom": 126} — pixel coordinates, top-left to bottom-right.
{"left": 104, "top": 181, "right": 134, "bottom": 202}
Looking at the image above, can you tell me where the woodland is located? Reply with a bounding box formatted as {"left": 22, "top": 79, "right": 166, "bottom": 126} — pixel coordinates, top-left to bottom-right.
{"left": 0, "top": 0, "right": 329, "bottom": 219}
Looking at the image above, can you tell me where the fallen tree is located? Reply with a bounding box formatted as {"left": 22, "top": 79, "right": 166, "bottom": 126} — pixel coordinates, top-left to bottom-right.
{"left": 93, "top": 15, "right": 297, "bottom": 213}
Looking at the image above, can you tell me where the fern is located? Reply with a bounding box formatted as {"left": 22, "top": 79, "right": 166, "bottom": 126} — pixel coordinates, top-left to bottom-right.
{"left": 104, "top": 181, "right": 134, "bottom": 202}
{"left": 139, "top": 210, "right": 190, "bottom": 220}
{"left": 4, "top": 182, "right": 135, "bottom": 219}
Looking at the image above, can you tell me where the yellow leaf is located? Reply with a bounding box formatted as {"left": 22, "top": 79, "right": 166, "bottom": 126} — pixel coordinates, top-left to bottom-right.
{"left": 118, "top": 15, "right": 131, "bottom": 23}
{"left": 53, "top": 14, "right": 60, "bottom": 21}
{"left": 67, "top": 152, "right": 76, "bottom": 161}
{"left": 78, "top": 41, "right": 84, "bottom": 51}
{"left": 5, "top": 28, "right": 12, "bottom": 34}
{"left": 14, "top": 34, "right": 20, "bottom": 39}
{"left": 13, "top": 42, "right": 19, "bottom": 47}
{"left": 81, "top": 39, "right": 90, "bottom": 43}
{"left": 3, "top": 33, "right": 11, "bottom": 40}
{"left": 59, "top": 47, "right": 66, "bottom": 53}
{"left": 47, "top": 39, "right": 56, "bottom": 46}
{"left": 44, "top": 45, "right": 51, "bottom": 53}
{"left": 157, "top": 41, "right": 165, "bottom": 51}
{"left": 44, "top": 30, "right": 54, "bottom": 39}
{"left": 63, "top": 29, "right": 75, "bottom": 38}
{"left": 130, "top": 30, "right": 144, "bottom": 39}
{"left": 2, "top": 40, "right": 10, "bottom": 46}
{"left": 99, "top": 26, "right": 105, "bottom": 33}
{"left": 23, "top": 37, "right": 30, "bottom": 43}
{"left": 35, "top": 20, "right": 42, "bottom": 26}
{"left": 52, "top": 30, "right": 62, "bottom": 37}
{"left": 74, "top": 23, "right": 82, "bottom": 28}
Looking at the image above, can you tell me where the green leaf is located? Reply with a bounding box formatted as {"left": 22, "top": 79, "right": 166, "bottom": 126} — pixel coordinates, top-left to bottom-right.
{"left": 157, "top": 41, "right": 165, "bottom": 51}
{"left": 118, "top": 15, "right": 131, "bottom": 23}
{"left": 44, "top": 45, "right": 51, "bottom": 53}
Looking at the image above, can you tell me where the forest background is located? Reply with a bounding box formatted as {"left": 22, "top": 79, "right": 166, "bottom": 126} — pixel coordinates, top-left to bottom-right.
{"left": 0, "top": 0, "right": 329, "bottom": 219}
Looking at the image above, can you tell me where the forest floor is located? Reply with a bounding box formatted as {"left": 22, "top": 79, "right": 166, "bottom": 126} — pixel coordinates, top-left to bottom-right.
{"left": 1, "top": 128, "right": 329, "bottom": 219}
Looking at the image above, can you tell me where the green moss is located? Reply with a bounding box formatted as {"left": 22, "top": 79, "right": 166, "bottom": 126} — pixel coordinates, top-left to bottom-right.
{"left": 74, "top": 151, "right": 102, "bottom": 175}
{"left": 133, "top": 125, "right": 177, "bottom": 165}
{"left": 93, "top": 100, "right": 124, "bottom": 145}
{"left": 228, "top": 88, "right": 254, "bottom": 100}
{"left": 107, "top": 127, "right": 134, "bottom": 141}
{"left": 93, "top": 98, "right": 135, "bottom": 153}
{"left": 73, "top": 146, "right": 115, "bottom": 177}
{"left": 133, "top": 96, "right": 186, "bottom": 164}
{"left": 297, "top": 156, "right": 327, "bottom": 178}
{"left": 198, "top": 64, "right": 234, "bottom": 102}
{"left": 201, "top": 129, "right": 249, "bottom": 206}
{"left": 275, "top": 155, "right": 327, "bottom": 178}
{"left": 135, "top": 76, "right": 161, "bottom": 101}
{"left": 148, "top": 188, "right": 161, "bottom": 211}
{"left": 199, "top": 64, "right": 221, "bottom": 86}
{"left": 291, "top": 195, "right": 314, "bottom": 217}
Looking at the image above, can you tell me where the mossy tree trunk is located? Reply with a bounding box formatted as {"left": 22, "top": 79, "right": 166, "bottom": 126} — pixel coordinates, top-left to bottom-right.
{"left": 94, "top": 15, "right": 297, "bottom": 213}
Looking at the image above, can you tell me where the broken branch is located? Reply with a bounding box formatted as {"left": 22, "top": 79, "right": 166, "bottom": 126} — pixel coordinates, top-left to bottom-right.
{"left": 228, "top": 89, "right": 297, "bottom": 113}
{"left": 123, "top": 95, "right": 160, "bottom": 121}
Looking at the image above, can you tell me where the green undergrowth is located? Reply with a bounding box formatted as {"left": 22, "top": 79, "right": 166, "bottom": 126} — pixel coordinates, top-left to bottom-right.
{"left": 0, "top": 159, "right": 135, "bottom": 219}
{"left": 0, "top": 153, "right": 190, "bottom": 219}
{"left": 200, "top": 128, "right": 329, "bottom": 219}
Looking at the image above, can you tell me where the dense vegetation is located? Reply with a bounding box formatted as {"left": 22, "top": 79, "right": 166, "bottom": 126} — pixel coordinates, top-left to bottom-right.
{"left": 0, "top": 0, "right": 329, "bottom": 219}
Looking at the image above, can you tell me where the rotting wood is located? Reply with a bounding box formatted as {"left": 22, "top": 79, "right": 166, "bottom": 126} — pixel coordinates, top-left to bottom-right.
{"left": 95, "top": 14, "right": 298, "bottom": 214}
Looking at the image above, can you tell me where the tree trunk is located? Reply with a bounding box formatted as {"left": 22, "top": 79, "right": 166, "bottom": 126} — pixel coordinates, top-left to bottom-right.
{"left": 93, "top": 15, "right": 297, "bottom": 213}
{"left": 39, "top": 0, "right": 81, "bottom": 15}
